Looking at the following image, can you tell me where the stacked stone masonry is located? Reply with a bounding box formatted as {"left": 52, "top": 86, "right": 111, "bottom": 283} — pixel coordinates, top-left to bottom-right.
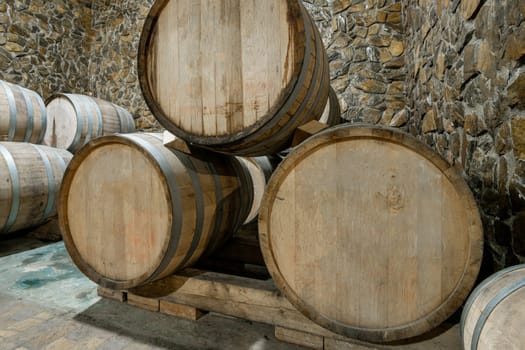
{"left": 0, "top": 0, "right": 92, "bottom": 98}
{"left": 404, "top": 0, "right": 525, "bottom": 271}
{"left": 0, "top": 0, "right": 523, "bottom": 271}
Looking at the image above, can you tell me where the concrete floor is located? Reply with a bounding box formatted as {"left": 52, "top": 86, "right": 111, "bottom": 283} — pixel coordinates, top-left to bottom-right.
{"left": 0, "top": 236, "right": 464, "bottom": 350}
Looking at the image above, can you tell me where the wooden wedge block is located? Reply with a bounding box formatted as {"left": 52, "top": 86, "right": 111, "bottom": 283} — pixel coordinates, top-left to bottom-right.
{"left": 160, "top": 300, "right": 207, "bottom": 321}
{"left": 127, "top": 293, "right": 159, "bottom": 312}
{"left": 97, "top": 287, "right": 126, "bottom": 302}
{"left": 291, "top": 120, "right": 329, "bottom": 146}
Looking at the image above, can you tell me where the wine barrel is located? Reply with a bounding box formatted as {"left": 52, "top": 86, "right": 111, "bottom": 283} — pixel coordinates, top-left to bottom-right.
{"left": 59, "top": 133, "right": 255, "bottom": 290}
{"left": 318, "top": 86, "right": 343, "bottom": 126}
{"left": 236, "top": 156, "right": 279, "bottom": 224}
{"left": 44, "top": 94, "right": 136, "bottom": 153}
{"left": 258, "top": 124, "right": 483, "bottom": 343}
{"left": 461, "top": 264, "right": 525, "bottom": 350}
{"left": 0, "top": 142, "right": 72, "bottom": 234}
{"left": 138, "top": 0, "right": 330, "bottom": 156}
{"left": 0, "top": 80, "right": 47, "bottom": 143}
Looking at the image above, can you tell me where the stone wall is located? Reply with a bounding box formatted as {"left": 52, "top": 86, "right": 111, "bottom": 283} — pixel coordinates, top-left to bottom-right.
{"left": 88, "top": 0, "right": 155, "bottom": 129}
{"left": 404, "top": 0, "right": 525, "bottom": 270}
{"left": 0, "top": 0, "right": 92, "bottom": 98}
{"left": 304, "top": 0, "right": 406, "bottom": 125}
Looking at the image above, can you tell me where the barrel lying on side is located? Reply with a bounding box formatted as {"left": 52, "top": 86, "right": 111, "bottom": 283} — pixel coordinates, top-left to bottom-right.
{"left": 0, "top": 142, "right": 72, "bottom": 234}
{"left": 236, "top": 156, "right": 279, "bottom": 224}
{"left": 461, "top": 264, "right": 525, "bottom": 350}
{"left": 0, "top": 80, "right": 47, "bottom": 143}
{"left": 44, "top": 94, "right": 136, "bottom": 153}
{"left": 59, "top": 133, "right": 257, "bottom": 290}
{"left": 318, "top": 87, "right": 343, "bottom": 127}
{"left": 138, "top": 0, "right": 330, "bottom": 156}
{"left": 259, "top": 124, "right": 483, "bottom": 342}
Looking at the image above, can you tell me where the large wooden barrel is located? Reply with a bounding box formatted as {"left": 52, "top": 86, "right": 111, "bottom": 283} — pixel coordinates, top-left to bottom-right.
{"left": 138, "top": 0, "right": 330, "bottom": 156}
{"left": 43, "top": 94, "right": 136, "bottom": 153}
{"left": 461, "top": 264, "right": 525, "bottom": 350}
{"left": 258, "top": 125, "right": 483, "bottom": 343}
{"left": 59, "top": 133, "right": 255, "bottom": 290}
{"left": 0, "top": 142, "right": 72, "bottom": 234}
{"left": 0, "top": 80, "right": 47, "bottom": 143}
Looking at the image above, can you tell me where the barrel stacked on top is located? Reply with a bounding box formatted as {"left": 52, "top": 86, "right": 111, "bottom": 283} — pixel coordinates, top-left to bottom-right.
{"left": 58, "top": 0, "right": 485, "bottom": 346}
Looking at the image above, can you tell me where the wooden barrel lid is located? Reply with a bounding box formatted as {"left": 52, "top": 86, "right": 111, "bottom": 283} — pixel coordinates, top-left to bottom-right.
{"left": 258, "top": 125, "right": 483, "bottom": 342}
{"left": 138, "top": 0, "right": 306, "bottom": 144}
{"left": 59, "top": 134, "right": 173, "bottom": 288}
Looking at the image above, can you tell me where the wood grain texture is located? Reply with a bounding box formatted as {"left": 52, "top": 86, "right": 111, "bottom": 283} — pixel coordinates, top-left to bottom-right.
{"left": 275, "top": 326, "right": 324, "bottom": 350}
{"left": 59, "top": 133, "right": 254, "bottom": 290}
{"left": 44, "top": 94, "right": 135, "bottom": 153}
{"left": 318, "top": 86, "right": 343, "bottom": 127}
{"left": 236, "top": 156, "right": 277, "bottom": 224}
{"left": 461, "top": 264, "right": 525, "bottom": 350}
{"left": 258, "top": 124, "right": 483, "bottom": 343}
{"left": 0, "top": 80, "right": 47, "bottom": 143}
{"left": 138, "top": 0, "right": 329, "bottom": 156}
{"left": 0, "top": 142, "right": 72, "bottom": 235}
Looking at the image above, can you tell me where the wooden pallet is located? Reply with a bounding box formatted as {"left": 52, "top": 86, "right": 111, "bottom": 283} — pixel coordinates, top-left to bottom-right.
{"left": 98, "top": 268, "right": 377, "bottom": 350}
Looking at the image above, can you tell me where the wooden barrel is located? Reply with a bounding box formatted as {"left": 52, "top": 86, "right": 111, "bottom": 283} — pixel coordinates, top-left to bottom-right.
{"left": 59, "top": 133, "right": 255, "bottom": 290}
{"left": 318, "top": 86, "right": 343, "bottom": 126}
{"left": 0, "top": 142, "right": 72, "bottom": 234}
{"left": 258, "top": 124, "right": 483, "bottom": 343}
{"left": 138, "top": 0, "right": 330, "bottom": 156}
{"left": 237, "top": 156, "right": 279, "bottom": 224}
{"left": 43, "top": 94, "right": 136, "bottom": 153}
{"left": 0, "top": 80, "right": 47, "bottom": 143}
{"left": 461, "top": 264, "right": 525, "bottom": 350}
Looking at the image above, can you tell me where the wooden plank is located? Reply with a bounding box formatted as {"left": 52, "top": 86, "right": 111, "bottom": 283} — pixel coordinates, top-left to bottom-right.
{"left": 131, "top": 269, "right": 347, "bottom": 339}
{"left": 160, "top": 300, "right": 207, "bottom": 321}
{"left": 275, "top": 326, "right": 324, "bottom": 350}
{"left": 324, "top": 338, "right": 380, "bottom": 350}
{"left": 127, "top": 293, "right": 159, "bottom": 312}
{"left": 97, "top": 287, "right": 126, "bottom": 302}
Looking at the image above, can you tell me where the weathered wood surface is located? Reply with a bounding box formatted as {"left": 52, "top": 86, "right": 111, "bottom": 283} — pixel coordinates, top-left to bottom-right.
{"left": 461, "top": 264, "right": 525, "bottom": 350}
{"left": 44, "top": 94, "right": 135, "bottom": 153}
{"left": 138, "top": 0, "right": 329, "bottom": 156}
{"left": 0, "top": 142, "right": 72, "bottom": 235}
{"left": 0, "top": 79, "right": 47, "bottom": 143}
{"left": 259, "top": 124, "right": 483, "bottom": 342}
{"left": 59, "top": 133, "right": 255, "bottom": 290}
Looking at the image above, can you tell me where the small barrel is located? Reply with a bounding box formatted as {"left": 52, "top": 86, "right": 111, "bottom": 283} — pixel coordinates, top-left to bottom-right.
{"left": 138, "top": 0, "right": 330, "bottom": 156}
{"left": 461, "top": 264, "right": 525, "bottom": 350}
{"left": 318, "top": 86, "right": 343, "bottom": 126}
{"left": 0, "top": 142, "right": 72, "bottom": 234}
{"left": 59, "top": 133, "right": 255, "bottom": 290}
{"left": 44, "top": 94, "right": 136, "bottom": 153}
{"left": 0, "top": 80, "right": 47, "bottom": 143}
{"left": 259, "top": 124, "right": 483, "bottom": 342}
{"left": 236, "top": 156, "right": 279, "bottom": 224}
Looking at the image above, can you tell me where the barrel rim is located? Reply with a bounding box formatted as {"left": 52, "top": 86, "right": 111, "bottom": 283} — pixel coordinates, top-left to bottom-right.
{"left": 58, "top": 134, "right": 174, "bottom": 290}
{"left": 258, "top": 124, "right": 484, "bottom": 343}
{"left": 137, "top": 0, "right": 309, "bottom": 145}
